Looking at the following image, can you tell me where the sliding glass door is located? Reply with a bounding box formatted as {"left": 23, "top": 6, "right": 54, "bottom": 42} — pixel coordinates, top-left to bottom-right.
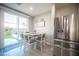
{"left": 4, "top": 12, "right": 18, "bottom": 46}
{"left": 4, "top": 12, "right": 28, "bottom": 47}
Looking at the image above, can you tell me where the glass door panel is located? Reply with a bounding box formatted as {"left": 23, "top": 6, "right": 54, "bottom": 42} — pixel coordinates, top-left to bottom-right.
{"left": 18, "top": 17, "right": 28, "bottom": 40}
{"left": 4, "top": 12, "right": 18, "bottom": 46}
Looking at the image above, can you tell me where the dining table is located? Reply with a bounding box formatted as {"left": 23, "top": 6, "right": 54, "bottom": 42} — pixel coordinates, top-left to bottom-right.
{"left": 23, "top": 33, "right": 41, "bottom": 43}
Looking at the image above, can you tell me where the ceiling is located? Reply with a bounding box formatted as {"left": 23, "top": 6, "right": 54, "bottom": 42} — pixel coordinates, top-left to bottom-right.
{"left": 2, "top": 3, "right": 52, "bottom": 16}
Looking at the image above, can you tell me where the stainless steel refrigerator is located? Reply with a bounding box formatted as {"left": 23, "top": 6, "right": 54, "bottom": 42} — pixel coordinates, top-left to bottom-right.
{"left": 53, "top": 13, "right": 79, "bottom": 56}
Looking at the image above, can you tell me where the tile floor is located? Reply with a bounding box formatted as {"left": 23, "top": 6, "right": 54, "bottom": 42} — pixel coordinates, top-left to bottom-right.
{"left": 0, "top": 41, "right": 53, "bottom": 56}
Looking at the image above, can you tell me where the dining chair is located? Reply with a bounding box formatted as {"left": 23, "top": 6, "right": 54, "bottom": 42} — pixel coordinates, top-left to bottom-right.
{"left": 28, "top": 35, "right": 37, "bottom": 49}
{"left": 20, "top": 33, "right": 37, "bottom": 49}
{"left": 35, "top": 34, "right": 46, "bottom": 53}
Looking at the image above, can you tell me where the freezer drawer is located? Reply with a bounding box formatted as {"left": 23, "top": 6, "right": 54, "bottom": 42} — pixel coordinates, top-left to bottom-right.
{"left": 69, "top": 43, "right": 79, "bottom": 50}
{"left": 62, "top": 42, "right": 70, "bottom": 48}
{"left": 54, "top": 40, "right": 61, "bottom": 45}
{"left": 70, "top": 49, "right": 79, "bottom": 56}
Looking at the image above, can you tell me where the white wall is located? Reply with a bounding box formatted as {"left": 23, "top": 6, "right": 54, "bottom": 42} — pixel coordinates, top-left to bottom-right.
{"left": 33, "top": 4, "right": 55, "bottom": 45}
{"left": 34, "top": 11, "right": 51, "bottom": 34}
{"left": 33, "top": 12, "right": 51, "bottom": 44}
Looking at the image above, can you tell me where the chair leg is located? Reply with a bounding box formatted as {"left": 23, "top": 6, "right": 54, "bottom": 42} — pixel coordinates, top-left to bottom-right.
{"left": 34, "top": 42, "right": 36, "bottom": 49}
{"left": 41, "top": 41, "right": 43, "bottom": 55}
{"left": 42, "top": 39, "right": 45, "bottom": 50}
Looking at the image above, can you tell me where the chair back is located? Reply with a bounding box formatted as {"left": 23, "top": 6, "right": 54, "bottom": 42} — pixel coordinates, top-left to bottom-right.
{"left": 42, "top": 34, "right": 45, "bottom": 38}
{"left": 41, "top": 34, "right": 45, "bottom": 40}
